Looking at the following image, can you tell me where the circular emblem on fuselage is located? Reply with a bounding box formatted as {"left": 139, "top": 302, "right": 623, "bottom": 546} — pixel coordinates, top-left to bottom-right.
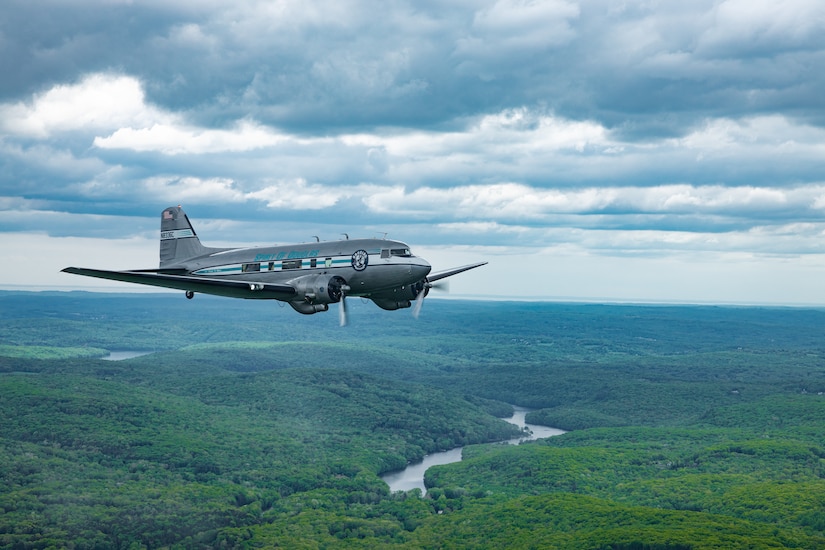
{"left": 351, "top": 249, "right": 369, "bottom": 271}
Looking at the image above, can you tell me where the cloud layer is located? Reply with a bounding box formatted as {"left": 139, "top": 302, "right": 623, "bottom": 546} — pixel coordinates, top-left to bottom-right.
{"left": 2, "top": 1, "right": 825, "bottom": 303}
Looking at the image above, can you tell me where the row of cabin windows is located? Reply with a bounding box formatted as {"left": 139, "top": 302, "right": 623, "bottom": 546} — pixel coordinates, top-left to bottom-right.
{"left": 241, "top": 258, "right": 326, "bottom": 272}
{"left": 241, "top": 248, "right": 411, "bottom": 272}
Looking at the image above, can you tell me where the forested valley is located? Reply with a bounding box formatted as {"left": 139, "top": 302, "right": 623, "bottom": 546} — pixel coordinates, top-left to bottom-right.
{"left": 2, "top": 291, "right": 825, "bottom": 548}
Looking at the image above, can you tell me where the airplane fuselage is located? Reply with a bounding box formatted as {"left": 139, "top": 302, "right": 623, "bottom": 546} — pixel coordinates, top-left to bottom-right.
{"left": 171, "top": 238, "right": 431, "bottom": 299}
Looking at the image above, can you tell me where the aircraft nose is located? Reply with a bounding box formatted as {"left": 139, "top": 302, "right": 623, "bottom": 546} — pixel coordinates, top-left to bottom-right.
{"left": 413, "top": 259, "right": 431, "bottom": 279}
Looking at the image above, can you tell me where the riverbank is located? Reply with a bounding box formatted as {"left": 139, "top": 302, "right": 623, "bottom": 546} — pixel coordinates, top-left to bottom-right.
{"left": 381, "top": 406, "right": 565, "bottom": 493}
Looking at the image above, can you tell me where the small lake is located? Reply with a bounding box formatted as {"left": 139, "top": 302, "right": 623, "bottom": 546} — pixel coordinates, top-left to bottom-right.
{"left": 101, "top": 351, "right": 153, "bottom": 361}
{"left": 381, "top": 406, "right": 565, "bottom": 494}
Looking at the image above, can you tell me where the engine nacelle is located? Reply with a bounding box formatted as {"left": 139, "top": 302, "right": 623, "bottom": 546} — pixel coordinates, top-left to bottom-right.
{"left": 369, "top": 280, "right": 427, "bottom": 311}
{"left": 292, "top": 274, "right": 347, "bottom": 305}
{"left": 289, "top": 301, "right": 330, "bottom": 315}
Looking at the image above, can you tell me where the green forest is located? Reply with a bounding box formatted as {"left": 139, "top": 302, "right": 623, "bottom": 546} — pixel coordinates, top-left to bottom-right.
{"left": 1, "top": 291, "right": 825, "bottom": 548}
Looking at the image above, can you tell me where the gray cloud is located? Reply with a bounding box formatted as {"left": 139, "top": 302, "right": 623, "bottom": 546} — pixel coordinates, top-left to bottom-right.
{"left": 5, "top": 0, "right": 823, "bottom": 133}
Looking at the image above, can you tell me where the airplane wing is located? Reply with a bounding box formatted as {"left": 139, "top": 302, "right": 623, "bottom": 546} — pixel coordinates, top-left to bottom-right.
{"left": 61, "top": 267, "right": 297, "bottom": 299}
{"left": 427, "top": 261, "right": 488, "bottom": 283}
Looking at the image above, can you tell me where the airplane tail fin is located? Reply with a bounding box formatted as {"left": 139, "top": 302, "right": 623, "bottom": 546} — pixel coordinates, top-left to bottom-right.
{"left": 159, "top": 206, "right": 210, "bottom": 268}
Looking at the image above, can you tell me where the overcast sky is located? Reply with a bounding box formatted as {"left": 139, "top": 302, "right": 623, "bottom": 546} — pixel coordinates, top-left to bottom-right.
{"left": 2, "top": 0, "right": 825, "bottom": 305}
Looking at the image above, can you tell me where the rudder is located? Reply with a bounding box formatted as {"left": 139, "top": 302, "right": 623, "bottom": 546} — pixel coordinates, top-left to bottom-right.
{"left": 159, "top": 206, "right": 209, "bottom": 267}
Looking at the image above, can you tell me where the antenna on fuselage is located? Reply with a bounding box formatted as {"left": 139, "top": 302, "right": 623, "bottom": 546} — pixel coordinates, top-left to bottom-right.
{"left": 312, "top": 236, "right": 320, "bottom": 242}
{"left": 341, "top": 233, "right": 349, "bottom": 240}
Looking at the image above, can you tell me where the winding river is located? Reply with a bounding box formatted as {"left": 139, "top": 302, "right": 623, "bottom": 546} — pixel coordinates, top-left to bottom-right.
{"left": 381, "top": 406, "right": 565, "bottom": 494}
{"left": 101, "top": 350, "right": 153, "bottom": 361}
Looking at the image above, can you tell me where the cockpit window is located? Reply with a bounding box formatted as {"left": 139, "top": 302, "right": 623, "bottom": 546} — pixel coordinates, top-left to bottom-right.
{"left": 391, "top": 248, "right": 412, "bottom": 257}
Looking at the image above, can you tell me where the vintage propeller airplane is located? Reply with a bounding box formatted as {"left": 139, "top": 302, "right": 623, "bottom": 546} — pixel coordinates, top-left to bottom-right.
{"left": 62, "top": 206, "right": 486, "bottom": 325}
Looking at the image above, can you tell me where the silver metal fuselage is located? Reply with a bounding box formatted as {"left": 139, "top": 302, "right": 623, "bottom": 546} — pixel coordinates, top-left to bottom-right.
{"left": 170, "top": 238, "right": 432, "bottom": 300}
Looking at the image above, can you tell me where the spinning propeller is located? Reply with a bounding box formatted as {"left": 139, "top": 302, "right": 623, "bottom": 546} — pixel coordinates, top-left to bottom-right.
{"left": 338, "top": 283, "right": 351, "bottom": 327}
{"left": 412, "top": 278, "right": 449, "bottom": 319}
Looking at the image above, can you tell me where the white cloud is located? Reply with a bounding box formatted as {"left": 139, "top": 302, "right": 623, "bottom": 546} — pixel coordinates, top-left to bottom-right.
{"left": 379, "top": 108, "right": 609, "bottom": 158}
{"left": 436, "top": 221, "right": 531, "bottom": 236}
{"left": 142, "top": 176, "right": 247, "bottom": 203}
{"left": 677, "top": 116, "right": 825, "bottom": 152}
{"left": 363, "top": 182, "right": 825, "bottom": 221}
{"left": 94, "top": 120, "right": 290, "bottom": 154}
{"left": 698, "top": 0, "right": 825, "bottom": 55}
{"left": 71, "top": 174, "right": 247, "bottom": 206}
{"left": 247, "top": 178, "right": 359, "bottom": 210}
{"left": 0, "top": 73, "right": 290, "bottom": 155}
{"left": 455, "top": 0, "right": 580, "bottom": 66}
{"left": 0, "top": 74, "right": 171, "bottom": 138}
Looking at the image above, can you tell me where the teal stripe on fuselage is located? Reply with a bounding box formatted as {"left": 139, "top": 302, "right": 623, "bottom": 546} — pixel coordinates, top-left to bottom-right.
{"left": 195, "top": 266, "right": 243, "bottom": 275}
{"left": 193, "top": 257, "right": 354, "bottom": 276}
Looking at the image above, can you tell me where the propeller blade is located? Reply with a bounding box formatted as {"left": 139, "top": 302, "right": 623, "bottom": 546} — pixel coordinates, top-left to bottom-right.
{"left": 339, "top": 296, "right": 348, "bottom": 326}
{"left": 412, "top": 291, "right": 425, "bottom": 319}
{"left": 339, "top": 284, "right": 351, "bottom": 327}
{"left": 412, "top": 279, "right": 432, "bottom": 319}
{"left": 431, "top": 280, "right": 450, "bottom": 293}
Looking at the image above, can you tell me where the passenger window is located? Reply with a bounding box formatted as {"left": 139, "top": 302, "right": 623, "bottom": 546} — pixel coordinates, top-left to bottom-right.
{"left": 242, "top": 263, "right": 261, "bottom": 272}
